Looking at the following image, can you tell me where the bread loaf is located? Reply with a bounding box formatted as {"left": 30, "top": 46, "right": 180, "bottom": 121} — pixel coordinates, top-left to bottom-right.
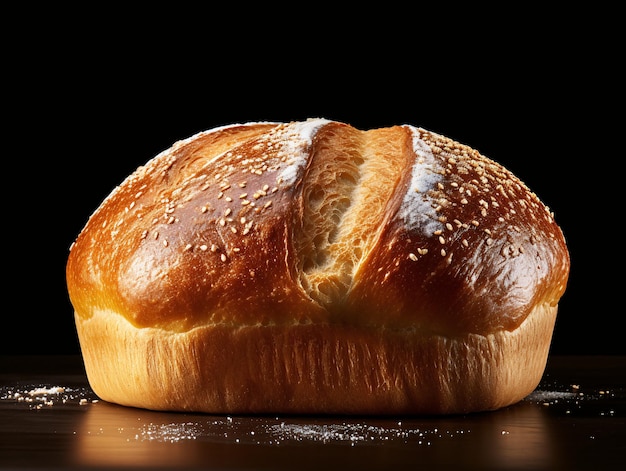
{"left": 66, "top": 119, "right": 570, "bottom": 414}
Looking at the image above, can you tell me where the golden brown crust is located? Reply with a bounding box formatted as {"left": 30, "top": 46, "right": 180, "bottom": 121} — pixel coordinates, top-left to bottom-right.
{"left": 66, "top": 119, "right": 570, "bottom": 414}
{"left": 345, "top": 128, "right": 569, "bottom": 336}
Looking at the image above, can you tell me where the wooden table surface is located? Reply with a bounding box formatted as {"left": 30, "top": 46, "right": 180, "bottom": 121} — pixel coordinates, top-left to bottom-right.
{"left": 1, "top": 355, "right": 624, "bottom": 470}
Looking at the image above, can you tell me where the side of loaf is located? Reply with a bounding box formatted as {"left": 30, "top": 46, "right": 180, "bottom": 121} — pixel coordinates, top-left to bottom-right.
{"left": 66, "top": 119, "right": 570, "bottom": 414}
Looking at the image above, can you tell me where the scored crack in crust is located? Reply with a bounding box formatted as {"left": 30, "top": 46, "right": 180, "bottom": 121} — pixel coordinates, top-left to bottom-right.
{"left": 66, "top": 118, "right": 570, "bottom": 414}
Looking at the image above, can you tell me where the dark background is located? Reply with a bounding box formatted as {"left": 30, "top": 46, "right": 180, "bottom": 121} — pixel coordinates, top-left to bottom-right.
{"left": 4, "top": 7, "right": 622, "bottom": 356}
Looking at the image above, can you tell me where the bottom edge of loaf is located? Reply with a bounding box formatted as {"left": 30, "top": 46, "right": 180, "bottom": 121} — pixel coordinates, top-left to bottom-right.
{"left": 75, "top": 304, "right": 557, "bottom": 416}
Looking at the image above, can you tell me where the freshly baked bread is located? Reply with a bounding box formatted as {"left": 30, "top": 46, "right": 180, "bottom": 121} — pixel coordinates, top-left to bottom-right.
{"left": 66, "top": 119, "right": 570, "bottom": 415}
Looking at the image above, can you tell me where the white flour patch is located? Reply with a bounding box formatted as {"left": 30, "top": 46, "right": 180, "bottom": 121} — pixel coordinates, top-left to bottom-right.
{"left": 275, "top": 118, "right": 331, "bottom": 186}
{"left": 397, "top": 125, "right": 444, "bottom": 235}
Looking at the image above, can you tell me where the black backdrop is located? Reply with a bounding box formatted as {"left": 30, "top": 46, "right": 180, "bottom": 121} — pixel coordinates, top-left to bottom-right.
{"left": 5, "top": 8, "right": 622, "bottom": 356}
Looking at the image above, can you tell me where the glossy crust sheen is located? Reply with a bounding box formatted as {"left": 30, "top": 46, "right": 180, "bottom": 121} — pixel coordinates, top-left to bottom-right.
{"left": 66, "top": 119, "right": 570, "bottom": 414}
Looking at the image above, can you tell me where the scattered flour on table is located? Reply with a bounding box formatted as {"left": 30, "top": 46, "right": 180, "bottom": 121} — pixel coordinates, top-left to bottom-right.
{"left": 0, "top": 384, "right": 98, "bottom": 409}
